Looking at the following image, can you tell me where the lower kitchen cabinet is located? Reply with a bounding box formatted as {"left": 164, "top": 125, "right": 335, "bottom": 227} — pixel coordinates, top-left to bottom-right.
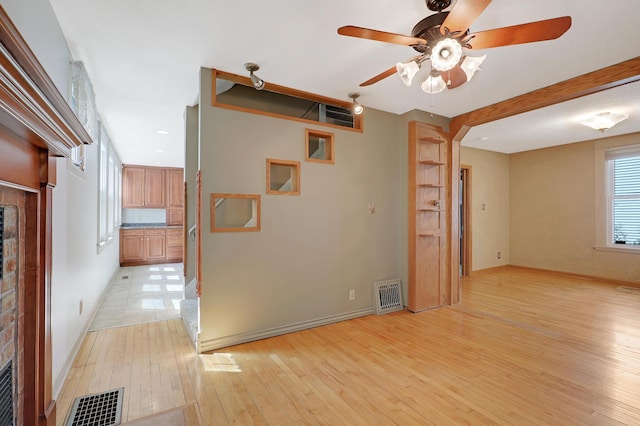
{"left": 120, "top": 227, "right": 183, "bottom": 266}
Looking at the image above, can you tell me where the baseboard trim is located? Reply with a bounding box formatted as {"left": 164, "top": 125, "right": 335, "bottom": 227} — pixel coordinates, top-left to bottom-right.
{"left": 471, "top": 264, "right": 640, "bottom": 288}
{"left": 508, "top": 265, "right": 640, "bottom": 288}
{"left": 52, "top": 266, "right": 120, "bottom": 398}
{"left": 199, "top": 307, "right": 375, "bottom": 353}
{"left": 469, "top": 265, "right": 511, "bottom": 276}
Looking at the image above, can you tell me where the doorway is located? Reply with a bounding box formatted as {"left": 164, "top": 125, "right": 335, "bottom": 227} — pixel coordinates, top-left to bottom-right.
{"left": 460, "top": 166, "right": 472, "bottom": 276}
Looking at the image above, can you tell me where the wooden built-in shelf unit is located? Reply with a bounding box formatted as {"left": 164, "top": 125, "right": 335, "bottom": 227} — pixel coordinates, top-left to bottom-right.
{"left": 408, "top": 121, "right": 448, "bottom": 312}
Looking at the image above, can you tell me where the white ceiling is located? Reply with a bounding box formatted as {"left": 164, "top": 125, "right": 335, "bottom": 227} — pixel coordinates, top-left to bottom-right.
{"left": 47, "top": 0, "right": 640, "bottom": 167}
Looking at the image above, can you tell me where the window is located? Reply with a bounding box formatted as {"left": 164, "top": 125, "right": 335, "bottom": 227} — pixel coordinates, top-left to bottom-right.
{"left": 607, "top": 146, "right": 640, "bottom": 246}
{"left": 98, "top": 123, "right": 122, "bottom": 251}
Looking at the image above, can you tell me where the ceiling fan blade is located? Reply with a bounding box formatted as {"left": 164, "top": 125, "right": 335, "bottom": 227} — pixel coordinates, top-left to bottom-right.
{"left": 338, "top": 25, "right": 426, "bottom": 47}
{"left": 467, "top": 16, "right": 572, "bottom": 49}
{"left": 360, "top": 66, "right": 398, "bottom": 87}
{"left": 441, "top": 0, "right": 492, "bottom": 34}
{"left": 441, "top": 65, "right": 467, "bottom": 89}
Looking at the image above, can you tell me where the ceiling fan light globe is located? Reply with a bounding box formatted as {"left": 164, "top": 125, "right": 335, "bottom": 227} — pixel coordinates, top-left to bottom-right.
{"left": 396, "top": 61, "right": 420, "bottom": 86}
{"left": 421, "top": 74, "right": 446, "bottom": 94}
{"left": 431, "top": 38, "right": 462, "bottom": 72}
{"left": 460, "top": 55, "right": 486, "bottom": 81}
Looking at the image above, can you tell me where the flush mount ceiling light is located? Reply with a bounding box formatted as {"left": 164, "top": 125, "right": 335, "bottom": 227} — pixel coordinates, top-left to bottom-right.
{"left": 337, "top": 0, "right": 571, "bottom": 94}
{"left": 580, "top": 112, "right": 629, "bottom": 132}
{"left": 244, "top": 62, "right": 265, "bottom": 90}
{"left": 348, "top": 92, "right": 363, "bottom": 115}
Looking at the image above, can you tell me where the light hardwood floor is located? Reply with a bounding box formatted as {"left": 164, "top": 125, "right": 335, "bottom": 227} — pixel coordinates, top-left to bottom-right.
{"left": 56, "top": 267, "right": 640, "bottom": 425}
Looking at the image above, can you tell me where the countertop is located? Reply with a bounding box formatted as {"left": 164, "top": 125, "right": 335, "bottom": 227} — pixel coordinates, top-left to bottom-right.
{"left": 121, "top": 223, "right": 183, "bottom": 229}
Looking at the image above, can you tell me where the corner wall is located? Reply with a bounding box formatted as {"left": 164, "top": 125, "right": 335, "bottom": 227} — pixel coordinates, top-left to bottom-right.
{"left": 198, "top": 68, "right": 403, "bottom": 350}
{"left": 510, "top": 137, "right": 640, "bottom": 282}
{"left": 460, "top": 146, "right": 510, "bottom": 271}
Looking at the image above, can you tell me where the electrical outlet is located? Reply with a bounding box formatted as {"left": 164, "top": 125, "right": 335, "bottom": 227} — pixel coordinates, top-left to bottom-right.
{"left": 497, "top": 251, "right": 502, "bottom": 259}
{"left": 349, "top": 289, "right": 356, "bottom": 301}
{"left": 79, "top": 300, "right": 83, "bottom": 315}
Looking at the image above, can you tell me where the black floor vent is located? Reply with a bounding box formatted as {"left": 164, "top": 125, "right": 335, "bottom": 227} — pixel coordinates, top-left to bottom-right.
{"left": 0, "top": 360, "right": 13, "bottom": 426}
{"left": 65, "top": 388, "right": 123, "bottom": 426}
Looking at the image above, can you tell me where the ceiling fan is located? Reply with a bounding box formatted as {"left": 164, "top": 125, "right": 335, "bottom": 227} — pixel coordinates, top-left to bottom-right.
{"left": 337, "top": 0, "right": 571, "bottom": 93}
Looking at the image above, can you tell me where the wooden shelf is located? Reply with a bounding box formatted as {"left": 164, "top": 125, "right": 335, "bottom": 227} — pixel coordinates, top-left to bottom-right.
{"left": 418, "top": 159, "right": 445, "bottom": 166}
{"left": 419, "top": 136, "right": 445, "bottom": 144}
{"left": 418, "top": 232, "right": 442, "bottom": 237}
{"left": 418, "top": 183, "right": 444, "bottom": 188}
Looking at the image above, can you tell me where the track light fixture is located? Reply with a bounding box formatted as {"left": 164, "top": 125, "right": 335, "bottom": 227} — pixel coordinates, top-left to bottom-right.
{"left": 348, "top": 92, "right": 363, "bottom": 115}
{"left": 244, "top": 62, "right": 265, "bottom": 90}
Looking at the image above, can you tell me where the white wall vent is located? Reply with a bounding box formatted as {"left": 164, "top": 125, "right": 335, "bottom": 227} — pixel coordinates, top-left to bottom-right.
{"left": 374, "top": 279, "right": 403, "bottom": 315}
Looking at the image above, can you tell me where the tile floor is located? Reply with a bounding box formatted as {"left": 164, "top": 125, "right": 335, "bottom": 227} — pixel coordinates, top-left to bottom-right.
{"left": 90, "top": 263, "right": 184, "bottom": 331}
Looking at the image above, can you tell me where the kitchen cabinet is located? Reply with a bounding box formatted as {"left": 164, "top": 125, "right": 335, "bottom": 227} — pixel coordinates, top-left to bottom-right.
{"left": 166, "top": 228, "right": 183, "bottom": 262}
{"left": 120, "top": 229, "right": 145, "bottom": 264}
{"left": 145, "top": 229, "right": 166, "bottom": 261}
{"left": 166, "top": 168, "right": 184, "bottom": 208}
{"left": 120, "top": 227, "right": 183, "bottom": 266}
{"left": 122, "top": 165, "right": 166, "bottom": 208}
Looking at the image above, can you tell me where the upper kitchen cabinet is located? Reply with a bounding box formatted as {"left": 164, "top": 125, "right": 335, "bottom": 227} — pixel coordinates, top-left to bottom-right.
{"left": 122, "top": 165, "right": 166, "bottom": 208}
{"left": 166, "top": 168, "right": 184, "bottom": 208}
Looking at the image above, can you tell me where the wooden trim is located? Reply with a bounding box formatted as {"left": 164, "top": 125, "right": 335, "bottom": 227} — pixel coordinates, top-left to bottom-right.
{"left": 506, "top": 265, "right": 640, "bottom": 288}
{"left": 212, "top": 69, "right": 363, "bottom": 133}
{"left": 469, "top": 265, "right": 512, "bottom": 276}
{"left": 460, "top": 165, "right": 472, "bottom": 277}
{"left": 450, "top": 56, "right": 640, "bottom": 142}
{"left": 305, "top": 128, "right": 335, "bottom": 164}
{"left": 195, "top": 170, "right": 202, "bottom": 297}
{"left": 0, "top": 6, "right": 91, "bottom": 157}
{"left": 210, "top": 193, "right": 261, "bottom": 233}
{"left": 266, "top": 158, "right": 300, "bottom": 195}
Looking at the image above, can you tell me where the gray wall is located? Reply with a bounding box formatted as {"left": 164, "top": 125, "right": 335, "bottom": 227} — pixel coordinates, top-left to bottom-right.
{"left": 198, "top": 68, "right": 404, "bottom": 350}
{"left": 184, "top": 106, "right": 198, "bottom": 286}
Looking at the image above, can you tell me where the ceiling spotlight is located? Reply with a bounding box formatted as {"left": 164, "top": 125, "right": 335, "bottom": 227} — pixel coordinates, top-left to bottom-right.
{"left": 348, "top": 92, "right": 363, "bottom": 115}
{"left": 244, "top": 62, "right": 265, "bottom": 90}
{"left": 580, "top": 112, "right": 629, "bottom": 132}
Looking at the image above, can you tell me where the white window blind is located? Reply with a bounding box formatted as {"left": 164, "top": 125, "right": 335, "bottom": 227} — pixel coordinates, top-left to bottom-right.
{"left": 607, "top": 145, "right": 640, "bottom": 245}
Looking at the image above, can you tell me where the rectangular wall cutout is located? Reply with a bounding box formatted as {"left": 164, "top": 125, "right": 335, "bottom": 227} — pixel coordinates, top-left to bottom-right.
{"left": 305, "top": 129, "right": 335, "bottom": 164}
{"left": 211, "top": 193, "right": 261, "bottom": 232}
{"left": 266, "top": 159, "right": 300, "bottom": 195}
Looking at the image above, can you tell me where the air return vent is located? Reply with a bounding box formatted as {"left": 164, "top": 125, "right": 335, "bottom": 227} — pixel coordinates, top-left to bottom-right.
{"left": 374, "top": 279, "right": 403, "bottom": 315}
{"left": 0, "top": 361, "right": 13, "bottom": 426}
{"left": 65, "top": 388, "right": 123, "bottom": 426}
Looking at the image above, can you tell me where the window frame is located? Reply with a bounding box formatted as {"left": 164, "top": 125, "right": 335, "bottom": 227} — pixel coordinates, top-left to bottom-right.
{"left": 594, "top": 139, "right": 640, "bottom": 254}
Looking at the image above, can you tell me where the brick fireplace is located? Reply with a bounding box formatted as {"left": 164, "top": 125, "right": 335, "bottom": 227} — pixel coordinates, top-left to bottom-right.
{"left": 0, "top": 191, "right": 25, "bottom": 425}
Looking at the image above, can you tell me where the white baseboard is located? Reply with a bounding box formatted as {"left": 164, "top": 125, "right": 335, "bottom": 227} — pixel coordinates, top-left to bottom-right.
{"left": 52, "top": 267, "right": 120, "bottom": 399}
{"left": 199, "top": 307, "right": 374, "bottom": 353}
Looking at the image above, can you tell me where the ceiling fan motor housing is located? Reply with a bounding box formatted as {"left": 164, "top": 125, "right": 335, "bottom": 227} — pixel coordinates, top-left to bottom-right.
{"left": 426, "top": 0, "right": 451, "bottom": 12}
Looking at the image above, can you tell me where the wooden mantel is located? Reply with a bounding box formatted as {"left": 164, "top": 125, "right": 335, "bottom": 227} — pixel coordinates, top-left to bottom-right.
{"left": 0, "top": 5, "right": 91, "bottom": 426}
